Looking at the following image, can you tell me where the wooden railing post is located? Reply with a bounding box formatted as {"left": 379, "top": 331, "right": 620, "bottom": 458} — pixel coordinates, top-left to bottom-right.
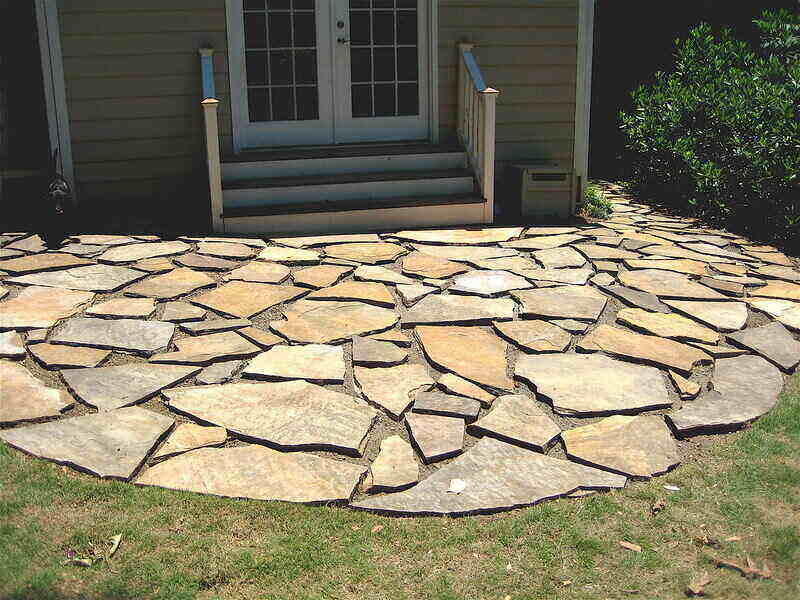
{"left": 480, "top": 88, "right": 499, "bottom": 223}
{"left": 456, "top": 42, "right": 474, "bottom": 145}
{"left": 199, "top": 48, "right": 223, "bottom": 233}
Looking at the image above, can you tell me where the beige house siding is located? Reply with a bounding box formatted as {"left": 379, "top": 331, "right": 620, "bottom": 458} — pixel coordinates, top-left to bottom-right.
{"left": 58, "top": 0, "right": 577, "bottom": 202}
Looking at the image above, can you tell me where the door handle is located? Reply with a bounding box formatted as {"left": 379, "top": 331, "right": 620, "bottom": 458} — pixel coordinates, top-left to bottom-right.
{"left": 338, "top": 38, "right": 351, "bottom": 46}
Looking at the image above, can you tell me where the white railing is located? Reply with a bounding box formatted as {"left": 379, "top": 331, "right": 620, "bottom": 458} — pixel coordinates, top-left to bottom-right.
{"left": 457, "top": 43, "right": 499, "bottom": 223}
{"left": 199, "top": 47, "right": 224, "bottom": 232}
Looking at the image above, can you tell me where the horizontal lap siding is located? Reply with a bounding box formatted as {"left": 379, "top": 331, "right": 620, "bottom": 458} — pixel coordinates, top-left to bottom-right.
{"left": 59, "top": 0, "right": 230, "bottom": 201}
{"left": 439, "top": 0, "right": 578, "bottom": 169}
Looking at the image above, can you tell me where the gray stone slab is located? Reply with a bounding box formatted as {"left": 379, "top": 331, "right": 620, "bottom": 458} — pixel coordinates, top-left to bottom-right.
{"left": 180, "top": 319, "right": 251, "bottom": 335}
{"left": 401, "top": 294, "right": 515, "bottom": 326}
{"left": 174, "top": 253, "right": 240, "bottom": 271}
{"left": 272, "top": 300, "right": 400, "bottom": 344}
{"left": 5, "top": 264, "right": 146, "bottom": 292}
{"left": 598, "top": 285, "right": 670, "bottom": 313}
{"left": 531, "top": 247, "right": 588, "bottom": 269}
{"left": 97, "top": 241, "right": 191, "bottom": 264}
{"left": 243, "top": 344, "right": 345, "bottom": 384}
{"left": 726, "top": 322, "right": 800, "bottom": 372}
{"left": 405, "top": 413, "right": 464, "bottom": 463}
{"left": 352, "top": 336, "right": 408, "bottom": 367}
{"left": 161, "top": 301, "right": 207, "bottom": 323}
{"left": 51, "top": 318, "right": 175, "bottom": 355}
{"left": 619, "top": 269, "right": 727, "bottom": 300}
{"left": 0, "top": 286, "right": 94, "bottom": 331}
{"left": 367, "top": 435, "right": 419, "bottom": 492}
{"left": 197, "top": 360, "right": 243, "bottom": 385}
{"left": 355, "top": 363, "right": 434, "bottom": 419}
{"left": 512, "top": 286, "right": 608, "bottom": 322}
{"left": 412, "top": 391, "right": 481, "bottom": 422}
{"left": 468, "top": 394, "right": 560, "bottom": 451}
{"left": 0, "top": 407, "right": 173, "bottom": 480}
{"left": 0, "top": 330, "right": 25, "bottom": 359}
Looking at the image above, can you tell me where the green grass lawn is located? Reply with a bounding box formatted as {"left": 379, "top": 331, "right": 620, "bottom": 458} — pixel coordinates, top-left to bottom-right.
{"left": 2, "top": 375, "right": 798, "bottom": 600}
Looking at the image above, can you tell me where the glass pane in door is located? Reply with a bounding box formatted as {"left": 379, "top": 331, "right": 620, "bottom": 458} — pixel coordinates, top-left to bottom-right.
{"left": 349, "top": 0, "right": 419, "bottom": 118}
{"left": 243, "top": 0, "right": 319, "bottom": 122}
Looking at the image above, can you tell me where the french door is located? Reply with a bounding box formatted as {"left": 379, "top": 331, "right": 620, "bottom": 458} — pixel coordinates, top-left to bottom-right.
{"left": 229, "top": 0, "right": 430, "bottom": 150}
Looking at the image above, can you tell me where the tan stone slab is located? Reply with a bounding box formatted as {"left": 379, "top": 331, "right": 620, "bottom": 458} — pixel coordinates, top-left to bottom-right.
{"left": 405, "top": 413, "right": 464, "bottom": 463}
{"left": 401, "top": 294, "right": 515, "bottom": 326}
{"left": 153, "top": 423, "right": 227, "bottom": 460}
{"left": 593, "top": 260, "right": 620, "bottom": 273}
{"left": 468, "top": 394, "right": 560, "bottom": 451}
{"left": 685, "top": 341, "right": 747, "bottom": 358}
{"left": 524, "top": 267, "right": 594, "bottom": 286}
{"left": 137, "top": 445, "right": 367, "bottom": 503}
{"left": 271, "top": 233, "right": 381, "bottom": 248}
{"left": 562, "top": 415, "right": 679, "bottom": 478}
{"left": 401, "top": 251, "right": 469, "bottom": 279}
{"left": 512, "top": 286, "right": 608, "bottom": 322}
{"left": 618, "top": 269, "right": 727, "bottom": 300}
{"left": 153, "top": 331, "right": 261, "bottom": 365}
{"left": 6, "top": 264, "right": 146, "bottom": 293}
{"left": 98, "top": 241, "right": 191, "bottom": 264}
{"left": 623, "top": 258, "right": 709, "bottom": 277}
{"left": 752, "top": 264, "right": 800, "bottom": 282}
{"left": 223, "top": 261, "right": 291, "bottom": 284}
{"left": 0, "top": 361, "right": 73, "bottom": 424}
{"left": 409, "top": 244, "right": 519, "bottom": 265}
{"left": 73, "top": 234, "right": 136, "bottom": 246}
{"left": 237, "top": 326, "right": 284, "bottom": 349}
{"left": 306, "top": 280, "right": 395, "bottom": 308}
{"left": 708, "top": 262, "right": 749, "bottom": 276}
{"left": 354, "top": 363, "right": 434, "bottom": 419}
{"left": 662, "top": 300, "right": 748, "bottom": 332}
{"left": 257, "top": 246, "right": 320, "bottom": 264}
{"left": 164, "top": 380, "right": 377, "bottom": 456}
{"left": 0, "top": 286, "right": 94, "bottom": 330}
{"left": 292, "top": 265, "right": 352, "bottom": 288}
{"left": 751, "top": 280, "right": 800, "bottom": 302}
{"left": 0, "top": 253, "right": 91, "bottom": 275}
{"left": 5, "top": 234, "right": 46, "bottom": 253}
{"left": 390, "top": 228, "right": 524, "bottom": 245}
{"left": 639, "top": 245, "right": 736, "bottom": 264}
{"left": 323, "top": 242, "right": 406, "bottom": 264}
{"left": 352, "top": 264, "right": 414, "bottom": 285}
{"left": 416, "top": 325, "right": 512, "bottom": 391}
{"left": 85, "top": 297, "right": 156, "bottom": 319}
{"left": 125, "top": 268, "right": 215, "bottom": 300}
{"left": 577, "top": 324, "right": 711, "bottom": 374}
{"left": 500, "top": 234, "right": 585, "bottom": 251}
{"left": 366, "top": 328, "right": 412, "bottom": 346}
{"left": 748, "top": 298, "right": 800, "bottom": 331}
{"left": 493, "top": 320, "right": 571, "bottom": 353}
{"left": 698, "top": 276, "right": 746, "bottom": 296}
{"left": 531, "top": 247, "right": 588, "bottom": 269}
{"left": 472, "top": 256, "right": 541, "bottom": 272}
{"left": 679, "top": 242, "right": 756, "bottom": 263}
{"left": 449, "top": 270, "right": 534, "bottom": 297}
{"left": 197, "top": 241, "right": 255, "bottom": 259}
{"left": 525, "top": 226, "right": 579, "bottom": 236}
{"left": 367, "top": 435, "right": 419, "bottom": 492}
{"left": 0, "top": 331, "right": 24, "bottom": 358}
{"left": 174, "top": 253, "right": 239, "bottom": 272}
{"left": 180, "top": 319, "right": 251, "bottom": 336}
{"left": 668, "top": 371, "right": 701, "bottom": 399}
{"left": 573, "top": 244, "right": 640, "bottom": 261}
{"left": 243, "top": 344, "right": 345, "bottom": 383}
{"left": 161, "top": 301, "right": 206, "bottom": 323}
{"left": 273, "top": 300, "right": 399, "bottom": 343}
{"left": 436, "top": 373, "right": 495, "bottom": 407}
{"left": 192, "top": 281, "right": 307, "bottom": 318}
{"left": 727, "top": 322, "right": 800, "bottom": 371}
{"left": 131, "top": 257, "right": 174, "bottom": 274}
{"left": 590, "top": 273, "right": 615, "bottom": 286}
{"left": 617, "top": 307, "right": 721, "bottom": 344}
{"left": 396, "top": 283, "right": 438, "bottom": 306}
{"left": 28, "top": 342, "right": 111, "bottom": 369}
{"left": 352, "top": 336, "right": 408, "bottom": 367}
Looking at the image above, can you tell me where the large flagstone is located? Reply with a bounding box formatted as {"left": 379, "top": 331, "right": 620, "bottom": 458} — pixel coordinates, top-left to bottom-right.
{"left": 748, "top": 298, "right": 800, "bottom": 331}
{"left": 0, "top": 407, "right": 173, "bottom": 480}
{"left": 223, "top": 261, "right": 291, "bottom": 284}
{"left": 523, "top": 267, "right": 594, "bottom": 286}
{"left": 623, "top": 258, "right": 710, "bottom": 277}
{"left": 467, "top": 394, "right": 560, "bottom": 451}
{"left": 0, "top": 361, "right": 74, "bottom": 425}
{"left": 401, "top": 294, "right": 515, "bottom": 326}
{"left": 619, "top": 269, "right": 727, "bottom": 300}
{"left": 405, "top": 413, "right": 464, "bottom": 463}
{"left": 243, "top": 344, "right": 345, "bottom": 383}
{"left": 272, "top": 300, "right": 399, "bottom": 343}
{"left": 51, "top": 318, "right": 175, "bottom": 355}
{"left": 512, "top": 286, "right": 608, "bottom": 321}
{"left": 354, "top": 363, "right": 434, "bottom": 419}
{"left": 152, "top": 423, "right": 227, "bottom": 460}
{"left": 164, "top": 381, "right": 377, "bottom": 456}
{"left": 125, "top": 267, "right": 215, "bottom": 300}
{"left": 726, "top": 322, "right": 800, "bottom": 372}
{"left": 0, "top": 252, "right": 92, "bottom": 275}
{"left": 390, "top": 228, "right": 524, "bottom": 245}
{"left": 436, "top": 373, "right": 496, "bottom": 407}
{"left": 196, "top": 241, "right": 255, "bottom": 259}
{"left": 449, "top": 270, "right": 533, "bottom": 297}
{"left": 85, "top": 297, "right": 156, "bottom": 319}
{"left": 617, "top": 307, "right": 721, "bottom": 344}
{"left": 662, "top": 299, "right": 748, "bottom": 332}
{"left": 500, "top": 234, "right": 585, "bottom": 251}
{"left": 597, "top": 285, "right": 669, "bottom": 313}
{"left": 192, "top": 281, "right": 307, "bottom": 318}
{"left": 412, "top": 391, "right": 481, "bottom": 421}
{"left": 306, "top": 281, "right": 395, "bottom": 308}
{"left": 401, "top": 252, "right": 469, "bottom": 279}
{"left": 323, "top": 242, "right": 406, "bottom": 264}
{"left": 257, "top": 246, "right": 320, "bottom": 264}
{"left": 751, "top": 280, "right": 800, "bottom": 302}
{"left": 409, "top": 244, "right": 518, "bottom": 265}
{"left": 573, "top": 244, "right": 640, "bottom": 261}
{"left": 493, "top": 320, "right": 571, "bottom": 353}
{"left": 367, "top": 435, "right": 419, "bottom": 492}
{"left": 97, "top": 241, "right": 191, "bottom": 264}
{"left": 0, "top": 286, "right": 94, "bottom": 330}
{"left": 6, "top": 264, "right": 146, "bottom": 293}
{"left": 28, "top": 343, "right": 110, "bottom": 369}
{"left": 352, "top": 336, "right": 408, "bottom": 367}
{"left": 150, "top": 331, "right": 261, "bottom": 365}
{"left": 293, "top": 265, "right": 353, "bottom": 288}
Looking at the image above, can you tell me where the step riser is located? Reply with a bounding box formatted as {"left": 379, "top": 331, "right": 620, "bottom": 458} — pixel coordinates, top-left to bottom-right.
{"left": 223, "top": 177, "right": 475, "bottom": 209}
{"left": 222, "top": 152, "right": 467, "bottom": 182}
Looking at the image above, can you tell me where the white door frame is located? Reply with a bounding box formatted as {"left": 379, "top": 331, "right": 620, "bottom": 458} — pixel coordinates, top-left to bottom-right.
{"left": 226, "top": 0, "right": 439, "bottom": 153}
{"left": 35, "top": 0, "right": 75, "bottom": 198}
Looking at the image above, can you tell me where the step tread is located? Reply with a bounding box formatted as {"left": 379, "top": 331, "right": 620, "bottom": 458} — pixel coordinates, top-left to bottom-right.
{"left": 223, "top": 193, "right": 485, "bottom": 219}
{"left": 223, "top": 168, "right": 474, "bottom": 191}
{"left": 223, "top": 143, "right": 464, "bottom": 163}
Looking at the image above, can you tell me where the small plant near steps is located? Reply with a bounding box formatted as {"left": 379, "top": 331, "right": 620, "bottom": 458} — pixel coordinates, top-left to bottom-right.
{"left": 582, "top": 182, "right": 614, "bottom": 219}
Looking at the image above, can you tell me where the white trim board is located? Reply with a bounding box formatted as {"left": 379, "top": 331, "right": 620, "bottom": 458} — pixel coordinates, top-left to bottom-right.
{"left": 35, "top": 0, "right": 75, "bottom": 201}
{"left": 573, "top": 0, "right": 595, "bottom": 213}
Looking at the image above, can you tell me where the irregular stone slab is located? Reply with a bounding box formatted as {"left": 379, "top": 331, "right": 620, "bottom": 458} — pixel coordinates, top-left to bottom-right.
{"left": 257, "top": 246, "right": 320, "bottom": 264}
{"left": 512, "top": 286, "right": 608, "bottom": 322}
{"left": 272, "top": 233, "right": 381, "bottom": 248}
{"left": 551, "top": 319, "right": 589, "bottom": 334}
{"left": 28, "top": 343, "right": 110, "bottom": 369}
{"left": 698, "top": 276, "right": 745, "bottom": 296}
{"left": 396, "top": 283, "right": 438, "bottom": 306}
{"left": 197, "top": 360, "right": 243, "bottom": 385}
{"left": 0, "top": 286, "right": 7, "bottom": 300}
{"left": 468, "top": 394, "right": 560, "bottom": 451}
{"left": 525, "top": 226, "right": 580, "bottom": 236}
{"left": 181, "top": 236, "right": 266, "bottom": 248}
{"left": 354, "top": 363, "right": 434, "bottom": 419}
{"left": 685, "top": 341, "right": 747, "bottom": 359}
{"left": 412, "top": 391, "right": 481, "bottom": 422}
{"left": 62, "top": 364, "right": 200, "bottom": 411}
{"left": 292, "top": 264, "right": 351, "bottom": 288}
{"left": 5, "top": 234, "right": 46, "bottom": 253}
{"left": 562, "top": 415, "right": 679, "bottom": 478}
{"left": 745, "top": 250, "right": 793, "bottom": 267}
{"left": 125, "top": 268, "right": 216, "bottom": 301}
{"left": 708, "top": 262, "right": 749, "bottom": 277}
{"left": 6, "top": 264, "right": 146, "bottom": 293}
{"left": 367, "top": 435, "right": 418, "bottom": 492}
{"left": 223, "top": 261, "right": 292, "bottom": 284}
{"left": 748, "top": 298, "right": 800, "bottom": 331}
{"left": 679, "top": 242, "right": 755, "bottom": 263}
{"left": 401, "top": 252, "right": 469, "bottom": 279}
{"left": 662, "top": 299, "right": 748, "bottom": 332}
{"left": 501, "top": 234, "right": 585, "bottom": 251}
{"left": 753, "top": 265, "right": 800, "bottom": 282}
{"left": 624, "top": 258, "right": 709, "bottom": 277}
{"left": 472, "top": 256, "right": 539, "bottom": 272}
{"left": 367, "top": 329, "right": 412, "bottom": 346}
{"left": 174, "top": 253, "right": 239, "bottom": 271}
{"left": 619, "top": 269, "right": 727, "bottom": 300}
{"left": 516, "top": 353, "right": 671, "bottom": 415}
{"left": 593, "top": 260, "right": 620, "bottom": 273}
{"left": 0, "top": 286, "right": 94, "bottom": 331}
{"left": 180, "top": 318, "right": 251, "bottom": 335}
{"left": 151, "top": 331, "right": 261, "bottom": 365}
{"left": 132, "top": 257, "right": 174, "bottom": 274}
{"left": 727, "top": 322, "right": 800, "bottom": 371}
{"left": 669, "top": 370, "right": 701, "bottom": 399}
{"left": 409, "top": 244, "right": 518, "bottom": 265}
{"left": 493, "top": 320, "right": 570, "bottom": 353}
{"left": 751, "top": 280, "right": 800, "bottom": 302}
{"left": 449, "top": 270, "right": 533, "bottom": 297}
{"left": 391, "top": 228, "right": 524, "bottom": 245}
{"left": 598, "top": 285, "right": 670, "bottom": 313}
{"left": 323, "top": 243, "right": 406, "bottom": 264}
{"left": 52, "top": 318, "right": 175, "bottom": 356}
{"left": 192, "top": 282, "right": 307, "bottom": 318}
{"left": 306, "top": 281, "right": 395, "bottom": 308}
{"left": 617, "top": 307, "right": 720, "bottom": 344}
{"left": 401, "top": 295, "right": 515, "bottom": 326}
{"left": 137, "top": 445, "right": 366, "bottom": 503}
{"left": 351, "top": 438, "right": 626, "bottom": 516}
{"left": 668, "top": 355, "right": 784, "bottom": 435}
{"left": 578, "top": 324, "right": 711, "bottom": 374}
{"left": 153, "top": 423, "right": 227, "bottom": 460}
{"left": 353, "top": 265, "right": 414, "bottom": 286}
{"left": 161, "top": 301, "right": 206, "bottom": 323}
{"left": 437, "top": 373, "right": 495, "bottom": 407}
{"left": 0, "top": 362, "right": 73, "bottom": 424}
{"left": 0, "top": 407, "right": 173, "bottom": 479}
{"left": 54, "top": 243, "right": 106, "bottom": 257}
{"left": 237, "top": 326, "right": 284, "bottom": 349}
{"left": 0, "top": 248, "right": 25, "bottom": 259}
{"left": 243, "top": 344, "right": 345, "bottom": 383}
{"left": 594, "top": 236, "right": 622, "bottom": 247}
{"left": 165, "top": 381, "right": 377, "bottom": 456}
{"left": 197, "top": 241, "right": 254, "bottom": 260}
{"left": 416, "top": 325, "right": 512, "bottom": 391}
{"left": 524, "top": 267, "right": 594, "bottom": 286}
{"left": 273, "top": 300, "right": 399, "bottom": 343}
{"left": 573, "top": 244, "right": 640, "bottom": 261}
{"left": 590, "top": 273, "right": 615, "bottom": 286}
{"left": 352, "top": 336, "right": 408, "bottom": 367}
{"left": 0, "top": 253, "right": 91, "bottom": 275}
{"left": 405, "top": 413, "right": 464, "bottom": 463}
{"left": 72, "top": 234, "right": 136, "bottom": 246}
{"left": 640, "top": 245, "right": 736, "bottom": 263}
{"left": 98, "top": 241, "right": 191, "bottom": 264}
{"left": 85, "top": 297, "right": 156, "bottom": 319}
{"left": 0, "top": 330, "right": 25, "bottom": 358}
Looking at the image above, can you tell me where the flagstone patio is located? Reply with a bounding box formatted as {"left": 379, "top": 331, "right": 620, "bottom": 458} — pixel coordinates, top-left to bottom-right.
{"left": 1, "top": 182, "right": 799, "bottom": 516}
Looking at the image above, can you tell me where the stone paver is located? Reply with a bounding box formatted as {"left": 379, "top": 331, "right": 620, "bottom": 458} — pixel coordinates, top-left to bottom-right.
{"left": 161, "top": 301, "right": 206, "bottom": 323}
{"left": 97, "top": 241, "right": 190, "bottom": 264}
{"left": 396, "top": 283, "right": 438, "bottom": 306}
{"left": 467, "top": 394, "right": 560, "bottom": 451}
{"left": 410, "top": 244, "right": 518, "bottom": 265}
{"left": 526, "top": 267, "right": 594, "bottom": 286}
{"left": 727, "top": 322, "right": 800, "bottom": 372}
{"left": 306, "top": 280, "right": 395, "bottom": 308}
{"left": 354, "top": 363, "right": 434, "bottom": 419}
{"left": 153, "top": 423, "right": 227, "bottom": 460}
{"left": 0, "top": 252, "right": 92, "bottom": 274}
{"left": 412, "top": 391, "right": 481, "bottom": 422}
{"left": 751, "top": 280, "right": 800, "bottom": 302}
{"left": 449, "top": 270, "right": 534, "bottom": 296}
{"left": 352, "top": 336, "right": 408, "bottom": 367}
{"left": 174, "top": 253, "right": 239, "bottom": 272}
{"left": 224, "top": 261, "right": 291, "bottom": 284}
{"left": 436, "top": 373, "right": 495, "bottom": 407}
{"left": 619, "top": 269, "right": 727, "bottom": 300}
{"left": 125, "top": 268, "right": 216, "bottom": 300}
{"left": 401, "top": 251, "right": 470, "bottom": 279}
{"left": 257, "top": 246, "right": 319, "bottom": 264}
{"left": 85, "top": 298, "right": 156, "bottom": 319}
{"left": 402, "top": 294, "right": 515, "bottom": 326}
{"left": 51, "top": 317, "right": 175, "bottom": 355}
{"left": 293, "top": 264, "right": 352, "bottom": 288}
{"left": 324, "top": 243, "right": 406, "bottom": 264}
{"left": 197, "top": 241, "right": 254, "bottom": 259}
{"left": 662, "top": 299, "right": 748, "bottom": 332}
{"left": 391, "top": 228, "right": 523, "bottom": 245}
{"left": 367, "top": 435, "right": 418, "bottom": 492}
{"left": 748, "top": 298, "right": 800, "bottom": 331}
{"left": 513, "top": 286, "right": 608, "bottom": 321}
{"left": 243, "top": 344, "right": 345, "bottom": 383}
{"left": 272, "top": 233, "right": 380, "bottom": 247}
{"left": 0, "top": 330, "right": 25, "bottom": 359}
{"left": 405, "top": 413, "right": 464, "bottom": 463}
{"left": 151, "top": 331, "right": 261, "bottom": 365}
{"left": 273, "top": 300, "right": 398, "bottom": 343}
{"left": 6, "top": 264, "right": 145, "bottom": 293}
{"left": 28, "top": 343, "right": 110, "bottom": 369}
{"left": 530, "top": 246, "right": 587, "bottom": 268}
{"left": 180, "top": 319, "right": 251, "bottom": 335}
{"left": 192, "top": 281, "right": 307, "bottom": 318}
{"left": 617, "top": 307, "right": 721, "bottom": 344}
{"left": 197, "top": 360, "right": 243, "bottom": 385}
{"left": 0, "top": 286, "right": 94, "bottom": 330}
{"left": 0, "top": 361, "right": 73, "bottom": 424}
{"left": 493, "top": 320, "right": 571, "bottom": 353}
{"left": 501, "top": 234, "right": 585, "bottom": 251}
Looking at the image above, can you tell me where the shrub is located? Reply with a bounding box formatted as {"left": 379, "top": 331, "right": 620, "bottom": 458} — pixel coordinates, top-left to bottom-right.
{"left": 583, "top": 184, "right": 613, "bottom": 219}
{"left": 620, "top": 9, "right": 800, "bottom": 249}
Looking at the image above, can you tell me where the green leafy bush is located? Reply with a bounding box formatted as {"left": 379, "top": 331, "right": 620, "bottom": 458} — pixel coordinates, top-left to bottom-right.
{"left": 620, "top": 9, "right": 800, "bottom": 249}
{"left": 583, "top": 184, "right": 613, "bottom": 219}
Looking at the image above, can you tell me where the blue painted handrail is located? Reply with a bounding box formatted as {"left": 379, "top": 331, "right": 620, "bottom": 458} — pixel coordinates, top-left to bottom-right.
{"left": 199, "top": 48, "right": 216, "bottom": 100}
{"left": 461, "top": 48, "right": 487, "bottom": 93}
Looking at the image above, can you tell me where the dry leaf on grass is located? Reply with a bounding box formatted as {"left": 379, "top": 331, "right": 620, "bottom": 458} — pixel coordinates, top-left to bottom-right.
{"left": 619, "top": 540, "right": 642, "bottom": 552}
{"left": 724, "top": 536, "right": 742, "bottom": 542}
{"left": 686, "top": 571, "right": 711, "bottom": 597}
{"left": 371, "top": 524, "right": 384, "bottom": 534}
{"left": 711, "top": 555, "right": 773, "bottom": 580}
